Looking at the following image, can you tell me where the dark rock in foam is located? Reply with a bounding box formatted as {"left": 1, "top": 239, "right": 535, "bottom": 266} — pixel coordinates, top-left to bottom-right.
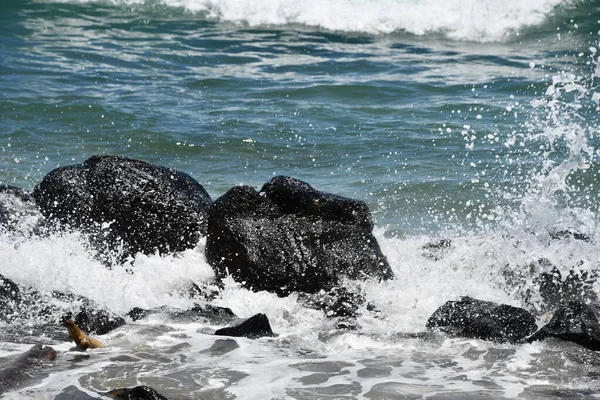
{"left": 0, "top": 274, "right": 21, "bottom": 321}
{"left": 205, "top": 176, "right": 392, "bottom": 296}
{"left": 103, "top": 385, "right": 169, "bottom": 400}
{"left": 0, "top": 185, "right": 40, "bottom": 235}
{"left": 426, "top": 296, "right": 537, "bottom": 343}
{"left": 215, "top": 313, "right": 274, "bottom": 339}
{"left": 62, "top": 306, "right": 125, "bottom": 335}
{"left": 527, "top": 301, "right": 600, "bottom": 351}
{"left": 33, "top": 155, "right": 212, "bottom": 258}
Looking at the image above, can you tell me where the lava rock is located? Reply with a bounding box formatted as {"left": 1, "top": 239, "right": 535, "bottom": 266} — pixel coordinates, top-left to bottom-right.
{"left": 0, "top": 185, "right": 40, "bottom": 235}
{"left": 205, "top": 176, "right": 392, "bottom": 296}
{"left": 0, "top": 274, "right": 22, "bottom": 322}
{"left": 66, "top": 307, "right": 126, "bottom": 335}
{"left": 527, "top": 301, "right": 600, "bottom": 351}
{"left": 426, "top": 296, "right": 537, "bottom": 343}
{"left": 537, "top": 265, "right": 598, "bottom": 311}
{"left": 33, "top": 155, "right": 212, "bottom": 259}
{"left": 128, "top": 304, "right": 236, "bottom": 325}
{"left": 298, "top": 286, "right": 367, "bottom": 318}
{"left": 104, "top": 385, "right": 169, "bottom": 400}
{"left": 215, "top": 313, "right": 274, "bottom": 339}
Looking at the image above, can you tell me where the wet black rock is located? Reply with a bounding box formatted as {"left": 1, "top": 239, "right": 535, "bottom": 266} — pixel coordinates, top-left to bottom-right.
{"left": 426, "top": 296, "right": 537, "bottom": 343}
{"left": 33, "top": 155, "right": 212, "bottom": 259}
{"left": 298, "top": 286, "right": 368, "bottom": 318}
{"left": 549, "top": 229, "right": 591, "bottom": 242}
{"left": 215, "top": 313, "right": 274, "bottom": 339}
{"left": 205, "top": 176, "right": 392, "bottom": 296}
{"left": 127, "top": 304, "right": 236, "bottom": 325}
{"left": 537, "top": 265, "right": 598, "bottom": 311}
{"left": 63, "top": 307, "right": 126, "bottom": 336}
{"left": 104, "top": 385, "right": 169, "bottom": 400}
{"left": 0, "top": 274, "right": 21, "bottom": 321}
{"left": 0, "top": 185, "right": 40, "bottom": 235}
{"left": 0, "top": 277, "right": 124, "bottom": 335}
{"left": 527, "top": 301, "right": 600, "bottom": 351}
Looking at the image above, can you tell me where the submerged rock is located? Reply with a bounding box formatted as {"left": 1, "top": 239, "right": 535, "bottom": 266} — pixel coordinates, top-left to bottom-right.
{"left": 128, "top": 304, "right": 236, "bottom": 325}
{"left": 205, "top": 176, "right": 392, "bottom": 296}
{"left": 214, "top": 313, "right": 274, "bottom": 339}
{"left": 426, "top": 297, "right": 537, "bottom": 343}
{"left": 537, "top": 265, "right": 598, "bottom": 312}
{"left": 0, "top": 344, "right": 57, "bottom": 393}
{"left": 104, "top": 385, "right": 169, "bottom": 400}
{"left": 33, "top": 155, "right": 212, "bottom": 259}
{"left": 527, "top": 301, "right": 600, "bottom": 351}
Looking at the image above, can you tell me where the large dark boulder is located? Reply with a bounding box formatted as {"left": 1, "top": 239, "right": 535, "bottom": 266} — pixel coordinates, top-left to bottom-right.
{"left": 527, "top": 301, "right": 600, "bottom": 351}
{"left": 426, "top": 297, "right": 537, "bottom": 343}
{"left": 33, "top": 155, "right": 212, "bottom": 258}
{"left": 0, "top": 185, "right": 40, "bottom": 235}
{"left": 205, "top": 176, "right": 392, "bottom": 296}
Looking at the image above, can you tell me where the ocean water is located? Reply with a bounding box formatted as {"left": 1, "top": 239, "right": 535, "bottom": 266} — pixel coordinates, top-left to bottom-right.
{"left": 1, "top": 0, "right": 600, "bottom": 398}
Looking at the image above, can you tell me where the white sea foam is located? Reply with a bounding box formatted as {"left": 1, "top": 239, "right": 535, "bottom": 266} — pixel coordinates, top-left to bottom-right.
{"left": 54, "top": 0, "right": 572, "bottom": 42}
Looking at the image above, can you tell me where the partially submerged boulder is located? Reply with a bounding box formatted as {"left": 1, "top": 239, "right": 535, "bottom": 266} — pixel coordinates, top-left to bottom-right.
{"left": 128, "top": 304, "right": 236, "bottom": 325}
{"left": 215, "top": 313, "right": 274, "bottom": 339}
{"left": 527, "top": 301, "right": 600, "bottom": 351}
{"left": 104, "top": 385, "right": 169, "bottom": 400}
{"left": 33, "top": 155, "right": 212, "bottom": 258}
{"left": 426, "top": 297, "right": 537, "bottom": 343}
{"left": 205, "top": 176, "right": 392, "bottom": 296}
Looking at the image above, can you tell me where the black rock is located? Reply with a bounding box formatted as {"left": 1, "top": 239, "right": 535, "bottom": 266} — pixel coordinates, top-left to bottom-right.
{"left": 104, "top": 385, "right": 169, "bottom": 400}
{"left": 537, "top": 265, "right": 598, "bottom": 311}
{"left": 0, "top": 184, "right": 40, "bottom": 235}
{"left": 33, "top": 155, "right": 212, "bottom": 259}
{"left": 527, "top": 301, "right": 600, "bottom": 351}
{"left": 549, "top": 229, "right": 591, "bottom": 242}
{"left": 298, "top": 286, "right": 367, "bottom": 318}
{"left": 0, "top": 274, "right": 23, "bottom": 322}
{"left": 127, "top": 304, "right": 236, "bottom": 325}
{"left": 205, "top": 176, "right": 392, "bottom": 296}
{"left": 215, "top": 313, "right": 274, "bottom": 339}
{"left": 426, "top": 297, "right": 537, "bottom": 343}
{"left": 67, "top": 307, "right": 126, "bottom": 335}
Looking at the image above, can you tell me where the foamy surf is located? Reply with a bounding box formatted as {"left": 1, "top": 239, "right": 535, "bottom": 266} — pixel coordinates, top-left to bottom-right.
{"left": 48, "top": 0, "right": 573, "bottom": 41}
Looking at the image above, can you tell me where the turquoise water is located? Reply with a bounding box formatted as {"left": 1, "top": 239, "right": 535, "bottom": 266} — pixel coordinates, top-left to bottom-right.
{"left": 2, "top": 1, "right": 600, "bottom": 399}
{"left": 3, "top": 0, "right": 599, "bottom": 234}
